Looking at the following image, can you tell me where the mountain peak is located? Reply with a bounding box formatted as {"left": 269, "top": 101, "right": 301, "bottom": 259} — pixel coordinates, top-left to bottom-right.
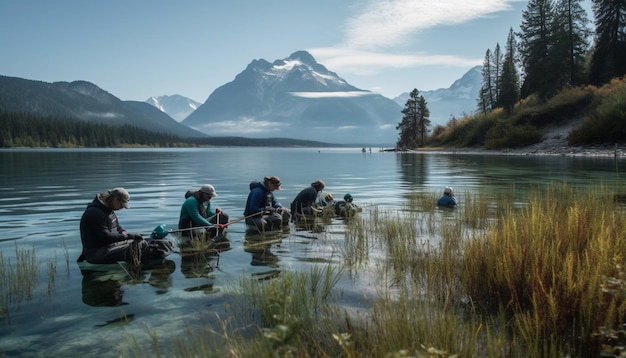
{"left": 286, "top": 50, "right": 317, "bottom": 64}
{"left": 183, "top": 51, "right": 401, "bottom": 145}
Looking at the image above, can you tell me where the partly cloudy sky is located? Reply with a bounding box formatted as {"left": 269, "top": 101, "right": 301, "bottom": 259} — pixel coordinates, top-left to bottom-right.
{"left": 0, "top": 0, "right": 592, "bottom": 102}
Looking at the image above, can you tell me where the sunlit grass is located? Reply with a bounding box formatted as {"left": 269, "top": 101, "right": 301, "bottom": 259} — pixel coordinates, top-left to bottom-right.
{"left": 5, "top": 182, "right": 626, "bottom": 356}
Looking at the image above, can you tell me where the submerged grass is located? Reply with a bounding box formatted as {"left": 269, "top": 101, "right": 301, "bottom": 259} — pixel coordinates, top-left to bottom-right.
{"left": 0, "top": 245, "right": 39, "bottom": 315}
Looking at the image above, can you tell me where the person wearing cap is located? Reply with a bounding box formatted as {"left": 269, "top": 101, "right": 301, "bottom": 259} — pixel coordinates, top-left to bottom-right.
{"left": 244, "top": 176, "right": 290, "bottom": 231}
{"left": 179, "top": 184, "right": 229, "bottom": 239}
{"left": 291, "top": 179, "right": 326, "bottom": 217}
{"left": 78, "top": 187, "right": 158, "bottom": 264}
{"left": 437, "top": 186, "right": 458, "bottom": 208}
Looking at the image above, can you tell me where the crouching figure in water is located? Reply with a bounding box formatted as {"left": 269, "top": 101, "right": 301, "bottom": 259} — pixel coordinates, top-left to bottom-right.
{"left": 333, "top": 193, "right": 362, "bottom": 218}
{"left": 291, "top": 179, "right": 326, "bottom": 217}
{"left": 78, "top": 187, "right": 173, "bottom": 266}
{"left": 178, "top": 184, "right": 229, "bottom": 241}
{"left": 244, "top": 176, "right": 291, "bottom": 232}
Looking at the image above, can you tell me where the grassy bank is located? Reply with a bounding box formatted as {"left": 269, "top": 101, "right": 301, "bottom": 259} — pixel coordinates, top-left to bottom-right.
{"left": 429, "top": 75, "right": 626, "bottom": 150}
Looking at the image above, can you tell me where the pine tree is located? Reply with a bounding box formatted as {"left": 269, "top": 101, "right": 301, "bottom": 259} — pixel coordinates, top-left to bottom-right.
{"left": 589, "top": 0, "right": 626, "bottom": 84}
{"left": 498, "top": 28, "right": 520, "bottom": 114}
{"left": 518, "top": 0, "right": 557, "bottom": 99}
{"left": 552, "top": 0, "right": 591, "bottom": 87}
{"left": 396, "top": 89, "right": 430, "bottom": 148}
{"left": 478, "top": 49, "right": 495, "bottom": 114}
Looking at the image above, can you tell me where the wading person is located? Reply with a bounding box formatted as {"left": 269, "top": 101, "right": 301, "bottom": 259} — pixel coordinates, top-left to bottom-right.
{"left": 78, "top": 187, "right": 172, "bottom": 265}
{"left": 436, "top": 186, "right": 458, "bottom": 208}
{"left": 244, "top": 176, "right": 290, "bottom": 231}
{"left": 291, "top": 179, "right": 326, "bottom": 216}
{"left": 179, "top": 184, "right": 229, "bottom": 239}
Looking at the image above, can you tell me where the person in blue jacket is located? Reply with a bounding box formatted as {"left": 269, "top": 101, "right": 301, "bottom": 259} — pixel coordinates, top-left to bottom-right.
{"left": 179, "top": 184, "right": 229, "bottom": 239}
{"left": 244, "top": 176, "right": 290, "bottom": 231}
{"left": 436, "top": 186, "right": 458, "bottom": 208}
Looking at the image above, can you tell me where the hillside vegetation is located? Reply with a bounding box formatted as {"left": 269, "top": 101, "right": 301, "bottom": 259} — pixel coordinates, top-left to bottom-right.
{"left": 0, "top": 112, "right": 336, "bottom": 148}
{"left": 428, "top": 75, "right": 626, "bottom": 150}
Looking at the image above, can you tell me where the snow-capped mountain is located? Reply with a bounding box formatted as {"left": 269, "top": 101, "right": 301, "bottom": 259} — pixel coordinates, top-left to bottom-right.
{"left": 184, "top": 51, "right": 402, "bottom": 145}
{"left": 394, "top": 65, "right": 482, "bottom": 127}
{"left": 146, "top": 94, "right": 201, "bottom": 122}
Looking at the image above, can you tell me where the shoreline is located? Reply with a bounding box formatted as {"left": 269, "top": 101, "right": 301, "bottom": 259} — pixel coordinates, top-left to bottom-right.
{"left": 415, "top": 143, "right": 624, "bottom": 158}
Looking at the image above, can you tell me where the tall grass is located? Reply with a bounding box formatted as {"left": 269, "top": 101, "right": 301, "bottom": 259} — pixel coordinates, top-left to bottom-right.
{"left": 4, "top": 182, "right": 616, "bottom": 357}
{"left": 0, "top": 245, "right": 40, "bottom": 315}
{"left": 461, "top": 184, "right": 626, "bottom": 355}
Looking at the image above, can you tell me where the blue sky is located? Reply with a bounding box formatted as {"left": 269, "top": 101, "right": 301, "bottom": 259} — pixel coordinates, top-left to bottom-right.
{"left": 1, "top": 0, "right": 592, "bottom": 103}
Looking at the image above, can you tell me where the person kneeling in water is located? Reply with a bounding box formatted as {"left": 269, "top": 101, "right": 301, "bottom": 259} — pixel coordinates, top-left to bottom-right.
{"left": 79, "top": 187, "right": 173, "bottom": 266}
{"left": 179, "top": 184, "right": 229, "bottom": 240}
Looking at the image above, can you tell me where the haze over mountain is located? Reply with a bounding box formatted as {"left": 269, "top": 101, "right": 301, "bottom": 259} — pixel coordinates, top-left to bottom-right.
{"left": 0, "top": 75, "right": 205, "bottom": 138}
{"left": 394, "top": 65, "right": 482, "bottom": 127}
{"left": 183, "top": 51, "right": 403, "bottom": 145}
{"left": 146, "top": 94, "right": 201, "bottom": 122}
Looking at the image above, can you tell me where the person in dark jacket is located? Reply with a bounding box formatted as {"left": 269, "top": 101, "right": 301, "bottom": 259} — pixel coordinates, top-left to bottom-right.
{"left": 291, "top": 179, "right": 326, "bottom": 216}
{"left": 178, "top": 184, "right": 229, "bottom": 239}
{"left": 333, "top": 193, "right": 362, "bottom": 217}
{"left": 78, "top": 187, "right": 172, "bottom": 265}
{"left": 436, "top": 186, "right": 458, "bottom": 208}
{"left": 244, "top": 176, "right": 290, "bottom": 231}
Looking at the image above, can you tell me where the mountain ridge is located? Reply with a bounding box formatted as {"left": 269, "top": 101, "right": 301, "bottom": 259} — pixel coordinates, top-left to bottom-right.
{"left": 183, "top": 51, "right": 402, "bottom": 145}
{"left": 0, "top": 75, "right": 206, "bottom": 138}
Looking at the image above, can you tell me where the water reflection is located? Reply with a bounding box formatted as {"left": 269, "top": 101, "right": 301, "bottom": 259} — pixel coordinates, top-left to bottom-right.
{"left": 80, "top": 259, "right": 176, "bottom": 306}
{"left": 180, "top": 250, "right": 218, "bottom": 278}
{"left": 147, "top": 260, "right": 176, "bottom": 293}
{"left": 80, "top": 266, "right": 128, "bottom": 307}
{"left": 2, "top": 148, "right": 625, "bottom": 357}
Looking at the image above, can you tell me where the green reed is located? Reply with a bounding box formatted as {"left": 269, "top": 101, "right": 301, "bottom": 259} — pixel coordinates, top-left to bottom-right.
{"left": 118, "top": 182, "right": 626, "bottom": 357}
{"left": 0, "top": 245, "right": 39, "bottom": 314}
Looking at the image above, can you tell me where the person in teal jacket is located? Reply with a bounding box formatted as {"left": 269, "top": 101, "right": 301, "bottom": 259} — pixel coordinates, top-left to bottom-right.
{"left": 178, "top": 184, "right": 229, "bottom": 239}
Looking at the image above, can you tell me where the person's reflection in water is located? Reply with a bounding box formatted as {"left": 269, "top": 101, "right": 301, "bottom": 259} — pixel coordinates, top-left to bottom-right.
{"left": 180, "top": 251, "right": 218, "bottom": 278}
{"left": 243, "top": 231, "right": 282, "bottom": 268}
{"left": 147, "top": 259, "right": 176, "bottom": 294}
{"left": 80, "top": 266, "right": 131, "bottom": 307}
{"left": 179, "top": 238, "right": 230, "bottom": 278}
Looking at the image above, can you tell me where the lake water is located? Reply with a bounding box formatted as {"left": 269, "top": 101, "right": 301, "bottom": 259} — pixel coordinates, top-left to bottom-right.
{"left": 0, "top": 148, "right": 624, "bottom": 357}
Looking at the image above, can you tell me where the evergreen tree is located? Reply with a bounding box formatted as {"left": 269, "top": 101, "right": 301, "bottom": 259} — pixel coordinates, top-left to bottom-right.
{"left": 552, "top": 0, "right": 591, "bottom": 87}
{"left": 396, "top": 89, "right": 430, "bottom": 148}
{"left": 490, "top": 43, "right": 503, "bottom": 106}
{"left": 498, "top": 28, "right": 521, "bottom": 114}
{"left": 589, "top": 0, "right": 626, "bottom": 84}
{"left": 478, "top": 49, "right": 495, "bottom": 114}
{"left": 518, "top": 0, "right": 557, "bottom": 99}
{"left": 415, "top": 95, "right": 431, "bottom": 147}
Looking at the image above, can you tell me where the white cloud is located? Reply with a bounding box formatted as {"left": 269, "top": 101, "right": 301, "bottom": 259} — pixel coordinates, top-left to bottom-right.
{"left": 196, "top": 117, "right": 286, "bottom": 134}
{"left": 308, "top": 47, "right": 481, "bottom": 75}
{"left": 344, "top": 0, "right": 515, "bottom": 49}
{"left": 290, "top": 91, "right": 375, "bottom": 98}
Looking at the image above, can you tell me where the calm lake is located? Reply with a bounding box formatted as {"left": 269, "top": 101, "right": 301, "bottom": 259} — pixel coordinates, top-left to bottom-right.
{"left": 0, "top": 148, "right": 624, "bottom": 357}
